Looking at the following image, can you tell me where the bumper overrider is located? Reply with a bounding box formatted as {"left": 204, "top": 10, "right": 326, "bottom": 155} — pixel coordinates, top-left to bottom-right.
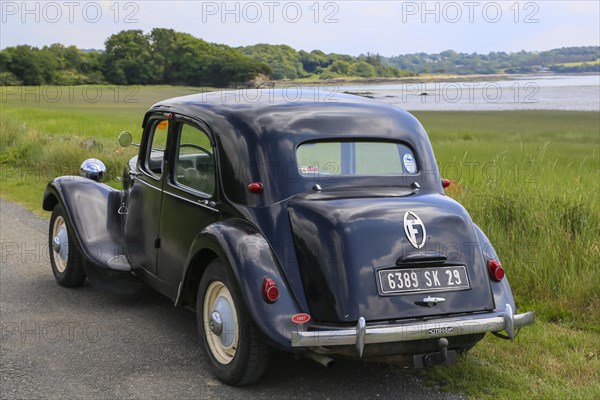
{"left": 291, "top": 304, "right": 535, "bottom": 357}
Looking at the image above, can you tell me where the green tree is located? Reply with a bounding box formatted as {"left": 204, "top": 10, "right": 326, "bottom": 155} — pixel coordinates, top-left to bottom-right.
{"left": 102, "top": 30, "right": 160, "bottom": 84}
{"left": 3, "top": 46, "right": 46, "bottom": 85}
{"left": 349, "top": 61, "right": 376, "bottom": 77}
{"left": 299, "top": 50, "right": 327, "bottom": 73}
{"left": 146, "top": 29, "right": 271, "bottom": 85}
{"left": 329, "top": 60, "right": 351, "bottom": 75}
{"left": 239, "top": 44, "right": 305, "bottom": 79}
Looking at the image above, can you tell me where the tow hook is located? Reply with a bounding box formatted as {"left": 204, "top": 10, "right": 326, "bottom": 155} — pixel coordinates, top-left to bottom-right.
{"left": 424, "top": 338, "right": 449, "bottom": 367}
{"left": 438, "top": 338, "right": 449, "bottom": 361}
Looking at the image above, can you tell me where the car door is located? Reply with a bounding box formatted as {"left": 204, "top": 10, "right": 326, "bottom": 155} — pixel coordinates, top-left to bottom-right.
{"left": 124, "top": 116, "right": 169, "bottom": 276}
{"left": 157, "top": 118, "right": 220, "bottom": 287}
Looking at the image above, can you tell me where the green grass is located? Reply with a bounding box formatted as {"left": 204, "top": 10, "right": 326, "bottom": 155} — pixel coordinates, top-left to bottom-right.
{"left": 1, "top": 86, "right": 599, "bottom": 398}
{"left": 410, "top": 111, "right": 600, "bottom": 399}
{"left": 412, "top": 111, "right": 600, "bottom": 329}
{"left": 0, "top": 85, "right": 207, "bottom": 211}
{"left": 553, "top": 59, "right": 600, "bottom": 68}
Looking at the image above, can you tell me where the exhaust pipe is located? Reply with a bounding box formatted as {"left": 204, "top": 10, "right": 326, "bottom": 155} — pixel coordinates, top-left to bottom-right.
{"left": 305, "top": 352, "right": 335, "bottom": 368}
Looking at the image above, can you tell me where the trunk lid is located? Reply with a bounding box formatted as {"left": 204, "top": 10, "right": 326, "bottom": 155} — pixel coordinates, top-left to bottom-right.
{"left": 288, "top": 190, "right": 495, "bottom": 323}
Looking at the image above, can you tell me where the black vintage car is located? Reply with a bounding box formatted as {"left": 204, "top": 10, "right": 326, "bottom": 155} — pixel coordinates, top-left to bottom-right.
{"left": 43, "top": 90, "right": 534, "bottom": 385}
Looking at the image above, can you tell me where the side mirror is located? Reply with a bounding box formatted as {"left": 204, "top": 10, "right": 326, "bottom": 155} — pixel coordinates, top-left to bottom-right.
{"left": 80, "top": 158, "right": 107, "bottom": 182}
{"left": 118, "top": 131, "right": 134, "bottom": 147}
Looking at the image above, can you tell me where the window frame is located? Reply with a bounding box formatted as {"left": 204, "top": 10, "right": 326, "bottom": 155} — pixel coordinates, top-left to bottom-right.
{"left": 168, "top": 119, "right": 217, "bottom": 199}
{"left": 295, "top": 139, "right": 420, "bottom": 178}
{"left": 140, "top": 116, "right": 170, "bottom": 180}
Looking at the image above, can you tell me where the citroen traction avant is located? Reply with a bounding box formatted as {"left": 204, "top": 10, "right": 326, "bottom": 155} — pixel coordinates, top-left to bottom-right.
{"left": 43, "top": 90, "right": 534, "bottom": 385}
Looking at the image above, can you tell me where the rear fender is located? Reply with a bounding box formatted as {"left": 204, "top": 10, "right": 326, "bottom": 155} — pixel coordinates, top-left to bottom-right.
{"left": 473, "top": 224, "right": 516, "bottom": 312}
{"left": 177, "top": 219, "right": 304, "bottom": 349}
{"left": 43, "top": 176, "right": 128, "bottom": 270}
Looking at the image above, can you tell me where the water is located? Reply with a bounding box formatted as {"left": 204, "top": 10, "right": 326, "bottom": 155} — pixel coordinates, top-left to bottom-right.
{"left": 338, "top": 75, "right": 600, "bottom": 111}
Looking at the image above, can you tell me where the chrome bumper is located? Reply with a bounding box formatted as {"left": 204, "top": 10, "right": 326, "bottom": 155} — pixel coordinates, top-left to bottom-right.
{"left": 291, "top": 304, "right": 535, "bottom": 357}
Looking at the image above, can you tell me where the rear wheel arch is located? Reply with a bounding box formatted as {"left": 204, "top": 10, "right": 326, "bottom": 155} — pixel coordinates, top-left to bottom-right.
{"left": 178, "top": 221, "right": 304, "bottom": 350}
{"left": 179, "top": 248, "right": 219, "bottom": 310}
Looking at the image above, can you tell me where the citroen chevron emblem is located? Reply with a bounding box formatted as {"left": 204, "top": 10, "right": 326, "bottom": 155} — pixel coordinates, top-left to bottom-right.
{"left": 403, "top": 211, "right": 426, "bottom": 249}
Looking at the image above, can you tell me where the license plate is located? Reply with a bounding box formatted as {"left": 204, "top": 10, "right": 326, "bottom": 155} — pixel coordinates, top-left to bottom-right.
{"left": 378, "top": 266, "right": 470, "bottom": 295}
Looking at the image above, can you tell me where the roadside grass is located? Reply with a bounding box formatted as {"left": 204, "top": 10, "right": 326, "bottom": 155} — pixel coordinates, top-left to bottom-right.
{"left": 1, "top": 86, "right": 599, "bottom": 398}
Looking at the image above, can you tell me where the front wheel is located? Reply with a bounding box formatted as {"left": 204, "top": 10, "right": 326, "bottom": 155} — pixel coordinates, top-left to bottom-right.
{"left": 48, "top": 205, "right": 86, "bottom": 287}
{"left": 197, "top": 259, "right": 269, "bottom": 386}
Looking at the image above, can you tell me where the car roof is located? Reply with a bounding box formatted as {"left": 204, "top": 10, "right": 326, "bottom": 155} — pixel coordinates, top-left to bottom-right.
{"left": 151, "top": 88, "right": 389, "bottom": 111}
{"left": 145, "top": 90, "right": 441, "bottom": 205}
{"left": 145, "top": 89, "right": 423, "bottom": 140}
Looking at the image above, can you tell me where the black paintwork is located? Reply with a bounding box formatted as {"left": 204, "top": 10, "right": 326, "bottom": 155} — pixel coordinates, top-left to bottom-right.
{"left": 43, "top": 176, "right": 125, "bottom": 269}
{"left": 43, "top": 90, "right": 516, "bottom": 353}
{"left": 288, "top": 191, "right": 494, "bottom": 323}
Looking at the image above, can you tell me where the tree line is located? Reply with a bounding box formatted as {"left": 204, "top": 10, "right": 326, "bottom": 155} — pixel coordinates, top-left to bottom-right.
{"left": 385, "top": 47, "right": 599, "bottom": 75}
{"left": 0, "top": 28, "right": 598, "bottom": 86}
{"left": 0, "top": 28, "right": 413, "bottom": 86}
{"left": 0, "top": 29, "right": 271, "bottom": 86}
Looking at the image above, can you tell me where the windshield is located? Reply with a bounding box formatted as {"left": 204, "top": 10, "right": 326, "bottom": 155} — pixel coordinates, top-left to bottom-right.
{"left": 296, "top": 141, "right": 418, "bottom": 177}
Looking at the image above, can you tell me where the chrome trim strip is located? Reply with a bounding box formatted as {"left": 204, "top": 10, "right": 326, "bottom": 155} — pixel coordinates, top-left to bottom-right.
{"left": 291, "top": 306, "right": 535, "bottom": 348}
{"left": 135, "top": 176, "right": 218, "bottom": 212}
{"left": 422, "top": 296, "right": 446, "bottom": 307}
{"left": 163, "top": 190, "right": 219, "bottom": 213}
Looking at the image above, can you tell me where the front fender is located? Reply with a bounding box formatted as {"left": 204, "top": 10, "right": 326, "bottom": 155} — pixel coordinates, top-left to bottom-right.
{"left": 473, "top": 224, "right": 516, "bottom": 313}
{"left": 43, "top": 176, "right": 126, "bottom": 269}
{"left": 178, "top": 219, "right": 305, "bottom": 350}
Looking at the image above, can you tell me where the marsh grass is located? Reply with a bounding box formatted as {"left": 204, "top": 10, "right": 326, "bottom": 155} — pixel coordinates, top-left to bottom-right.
{"left": 1, "top": 87, "right": 599, "bottom": 398}
{"left": 408, "top": 111, "right": 600, "bottom": 398}
{"left": 427, "top": 323, "right": 600, "bottom": 399}
{"left": 412, "top": 111, "right": 600, "bottom": 331}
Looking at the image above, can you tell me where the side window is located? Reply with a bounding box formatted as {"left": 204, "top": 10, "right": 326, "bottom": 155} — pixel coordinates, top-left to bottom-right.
{"left": 144, "top": 119, "right": 169, "bottom": 177}
{"left": 174, "top": 123, "right": 215, "bottom": 196}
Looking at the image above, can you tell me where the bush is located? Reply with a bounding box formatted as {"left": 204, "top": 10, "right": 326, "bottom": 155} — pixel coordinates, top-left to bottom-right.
{"left": 0, "top": 72, "right": 22, "bottom": 85}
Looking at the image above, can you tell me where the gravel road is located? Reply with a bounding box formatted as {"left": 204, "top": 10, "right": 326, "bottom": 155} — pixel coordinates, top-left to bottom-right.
{"left": 0, "top": 198, "right": 464, "bottom": 399}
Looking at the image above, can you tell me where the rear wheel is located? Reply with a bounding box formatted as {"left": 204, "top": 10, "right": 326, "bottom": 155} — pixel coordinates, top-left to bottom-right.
{"left": 49, "top": 205, "right": 86, "bottom": 287}
{"left": 197, "top": 259, "right": 269, "bottom": 386}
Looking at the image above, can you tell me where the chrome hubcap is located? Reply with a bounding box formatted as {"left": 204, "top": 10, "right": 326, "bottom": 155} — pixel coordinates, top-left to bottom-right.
{"left": 51, "top": 216, "right": 69, "bottom": 273}
{"left": 52, "top": 236, "right": 61, "bottom": 253}
{"left": 203, "top": 281, "right": 239, "bottom": 365}
{"left": 209, "top": 311, "right": 223, "bottom": 336}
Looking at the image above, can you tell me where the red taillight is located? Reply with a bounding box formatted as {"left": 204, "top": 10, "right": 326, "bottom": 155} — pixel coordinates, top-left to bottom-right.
{"left": 442, "top": 179, "right": 451, "bottom": 188}
{"left": 488, "top": 259, "right": 505, "bottom": 282}
{"left": 248, "top": 182, "right": 264, "bottom": 194}
{"left": 262, "top": 277, "right": 279, "bottom": 303}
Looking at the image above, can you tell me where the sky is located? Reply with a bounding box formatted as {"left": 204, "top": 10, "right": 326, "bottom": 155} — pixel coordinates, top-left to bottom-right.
{"left": 1, "top": 1, "right": 599, "bottom": 56}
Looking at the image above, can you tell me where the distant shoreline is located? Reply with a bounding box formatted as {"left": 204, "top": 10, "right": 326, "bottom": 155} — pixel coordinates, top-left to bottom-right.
{"left": 266, "top": 72, "right": 599, "bottom": 87}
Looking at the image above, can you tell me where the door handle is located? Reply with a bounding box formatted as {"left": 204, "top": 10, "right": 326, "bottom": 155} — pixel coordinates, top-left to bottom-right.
{"left": 198, "top": 199, "right": 217, "bottom": 208}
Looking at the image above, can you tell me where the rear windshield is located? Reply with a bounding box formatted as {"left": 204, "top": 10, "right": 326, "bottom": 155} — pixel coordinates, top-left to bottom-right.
{"left": 296, "top": 141, "right": 418, "bottom": 176}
